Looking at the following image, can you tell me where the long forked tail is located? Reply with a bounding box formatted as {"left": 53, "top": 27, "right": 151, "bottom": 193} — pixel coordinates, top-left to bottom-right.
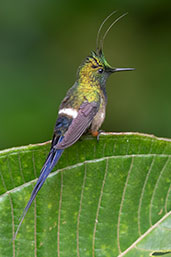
{"left": 13, "top": 136, "right": 64, "bottom": 240}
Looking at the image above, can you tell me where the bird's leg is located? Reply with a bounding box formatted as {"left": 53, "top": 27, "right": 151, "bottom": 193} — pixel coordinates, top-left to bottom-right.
{"left": 91, "top": 130, "right": 104, "bottom": 142}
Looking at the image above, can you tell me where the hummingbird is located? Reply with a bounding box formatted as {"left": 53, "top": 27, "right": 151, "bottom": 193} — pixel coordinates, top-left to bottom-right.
{"left": 14, "top": 11, "right": 134, "bottom": 239}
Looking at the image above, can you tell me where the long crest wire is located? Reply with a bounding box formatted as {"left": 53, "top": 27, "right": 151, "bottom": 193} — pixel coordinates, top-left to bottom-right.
{"left": 99, "top": 12, "right": 128, "bottom": 53}
{"left": 96, "top": 10, "right": 117, "bottom": 53}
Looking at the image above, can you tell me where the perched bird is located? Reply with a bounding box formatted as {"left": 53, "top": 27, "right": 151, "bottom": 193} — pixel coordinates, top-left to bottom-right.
{"left": 14, "top": 11, "right": 134, "bottom": 239}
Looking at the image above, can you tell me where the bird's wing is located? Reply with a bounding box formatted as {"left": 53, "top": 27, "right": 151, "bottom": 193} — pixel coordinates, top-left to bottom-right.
{"left": 55, "top": 101, "right": 99, "bottom": 149}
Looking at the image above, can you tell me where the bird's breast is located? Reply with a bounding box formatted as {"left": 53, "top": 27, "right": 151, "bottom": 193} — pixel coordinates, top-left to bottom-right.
{"left": 90, "top": 96, "right": 106, "bottom": 132}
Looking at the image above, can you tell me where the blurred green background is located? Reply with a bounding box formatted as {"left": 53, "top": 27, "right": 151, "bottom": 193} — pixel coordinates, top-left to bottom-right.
{"left": 0, "top": 0, "right": 171, "bottom": 150}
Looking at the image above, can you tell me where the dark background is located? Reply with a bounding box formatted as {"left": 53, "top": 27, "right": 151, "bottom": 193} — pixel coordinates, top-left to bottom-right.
{"left": 1, "top": 0, "right": 171, "bottom": 150}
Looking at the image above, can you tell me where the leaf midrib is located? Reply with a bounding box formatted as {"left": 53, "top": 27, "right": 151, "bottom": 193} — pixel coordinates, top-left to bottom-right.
{"left": 118, "top": 211, "right": 171, "bottom": 257}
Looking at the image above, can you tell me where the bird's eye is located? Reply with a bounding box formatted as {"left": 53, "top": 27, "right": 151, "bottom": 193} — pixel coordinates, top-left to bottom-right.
{"left": 98, "top": 68, "right": 104, "bottom": 74}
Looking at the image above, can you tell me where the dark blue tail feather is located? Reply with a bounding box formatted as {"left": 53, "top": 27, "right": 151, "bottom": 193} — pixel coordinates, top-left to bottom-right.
{"left": 13, "top": 136, "right": 64, "bottom": 240}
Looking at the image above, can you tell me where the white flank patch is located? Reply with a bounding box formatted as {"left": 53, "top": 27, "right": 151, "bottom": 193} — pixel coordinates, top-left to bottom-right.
{"left": 101, "top": 113, "right": 105, "bottom": 119}
{"left": 58, "top": 108, "right": 78, "bottom": 118}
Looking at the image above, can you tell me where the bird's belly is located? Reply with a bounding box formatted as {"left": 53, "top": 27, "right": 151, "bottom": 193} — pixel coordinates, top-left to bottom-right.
{"left": 90, "top": 104, "right": 106, "bottom": 132}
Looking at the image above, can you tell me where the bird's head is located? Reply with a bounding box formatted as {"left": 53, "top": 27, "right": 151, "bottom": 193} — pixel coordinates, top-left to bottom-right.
{"left": 77, "top": 12, "right": 135, "bottom": 88}
{"left": 77, "top": 50, "right": 134, "bottom": 88}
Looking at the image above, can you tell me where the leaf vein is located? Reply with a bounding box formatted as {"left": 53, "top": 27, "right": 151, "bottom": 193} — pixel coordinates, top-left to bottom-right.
{"left": 76, "top": 163, "right": 87, "bottom": 257}
{"left": 138, "top": 156, "right": 155, "bottom": 236}
{"left": 149, "top": 157, "right": 170, "bottom": 226}
{"left": 57, "top": 173, "right": 63, "bottom": 257}
{"left": 117, "top": 157, "right": 134, "bottom": 254}
{"left": 92, "top": 158, "right": 109, "bottom": 257}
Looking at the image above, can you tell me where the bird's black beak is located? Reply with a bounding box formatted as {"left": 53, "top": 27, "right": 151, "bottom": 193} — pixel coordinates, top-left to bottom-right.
{"left": 108, "top": 67, "right": 135, "bottom": 73}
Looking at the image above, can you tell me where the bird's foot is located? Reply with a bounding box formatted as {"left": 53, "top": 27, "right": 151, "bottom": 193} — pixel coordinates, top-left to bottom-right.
{"left": 91, "top": 130, "right": 104, "bottom": 142}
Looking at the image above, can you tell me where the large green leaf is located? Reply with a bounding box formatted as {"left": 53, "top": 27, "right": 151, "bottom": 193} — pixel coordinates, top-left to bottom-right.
{"left": 0, "top": 133, "right": 171, "bottom": 257}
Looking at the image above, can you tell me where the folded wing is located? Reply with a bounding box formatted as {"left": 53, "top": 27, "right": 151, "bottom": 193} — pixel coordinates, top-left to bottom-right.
{"left": 56, "top": 101, "right": 99, "bottom": 149}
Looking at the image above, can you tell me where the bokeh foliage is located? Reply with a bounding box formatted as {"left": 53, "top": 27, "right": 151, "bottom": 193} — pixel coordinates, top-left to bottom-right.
{"left": 0, "top": 0, "right": 171, "bottom": 149}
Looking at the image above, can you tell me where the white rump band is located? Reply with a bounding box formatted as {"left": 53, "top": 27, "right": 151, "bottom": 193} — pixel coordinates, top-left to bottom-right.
{"left": 59, "top": 108, "right": 78, "bottom": 118}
